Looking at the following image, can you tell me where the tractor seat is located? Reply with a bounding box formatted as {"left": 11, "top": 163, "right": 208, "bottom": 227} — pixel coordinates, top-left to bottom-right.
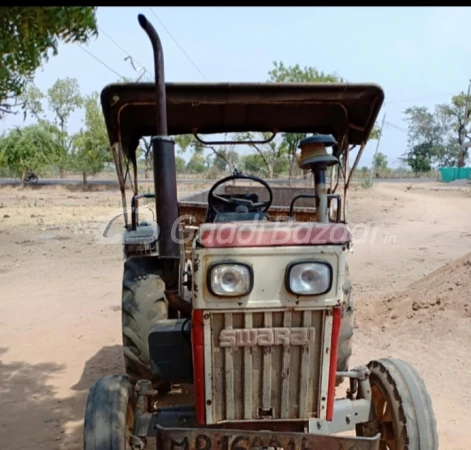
{"left": 197, "top": 221, "right": 351, "bottom": 248}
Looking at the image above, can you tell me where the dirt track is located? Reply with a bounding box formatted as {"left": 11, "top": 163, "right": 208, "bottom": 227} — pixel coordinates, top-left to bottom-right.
{"left": 0, "top": 181, "right": 470, "bottom": 450}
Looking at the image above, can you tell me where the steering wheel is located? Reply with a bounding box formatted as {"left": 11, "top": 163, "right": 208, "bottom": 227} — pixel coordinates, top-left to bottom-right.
{"left": 207, "top": 174, "right": 273, "bottom": 215}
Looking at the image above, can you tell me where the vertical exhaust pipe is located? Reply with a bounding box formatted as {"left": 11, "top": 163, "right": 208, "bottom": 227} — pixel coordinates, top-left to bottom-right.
{"left": 138, "top": 14, "right": 191, "bottom": 315}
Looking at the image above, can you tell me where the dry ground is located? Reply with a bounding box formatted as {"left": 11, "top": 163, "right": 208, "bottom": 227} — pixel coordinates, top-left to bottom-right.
{"left": 0, "top": 180, "right": 470, "bottom": 450}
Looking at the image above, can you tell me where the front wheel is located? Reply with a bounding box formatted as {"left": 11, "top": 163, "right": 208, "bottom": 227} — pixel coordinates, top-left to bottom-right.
{"left": 356, "top": 358, "right": 438, "bottom": 450}
{"left": 83, "top": 375, "right": 136, "bottom": 450}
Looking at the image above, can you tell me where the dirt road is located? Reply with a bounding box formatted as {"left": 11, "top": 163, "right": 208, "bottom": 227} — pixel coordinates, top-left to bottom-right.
{"left": 0, "top": 181, "right": 469, "bottom": 449}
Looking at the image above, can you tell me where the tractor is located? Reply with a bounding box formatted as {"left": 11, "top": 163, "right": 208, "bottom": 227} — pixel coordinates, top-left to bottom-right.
{"left": 83, "top": 14, "right": 438, "bottom": 450}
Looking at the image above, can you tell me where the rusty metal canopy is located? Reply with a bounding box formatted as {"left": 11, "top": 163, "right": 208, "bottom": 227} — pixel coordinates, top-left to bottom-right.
{"left": 100, "top": 82, "right": 384, "bottom": 158}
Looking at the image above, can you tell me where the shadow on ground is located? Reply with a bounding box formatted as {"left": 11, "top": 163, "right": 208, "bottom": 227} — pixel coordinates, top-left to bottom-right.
{"left": 0, "top": 345, "right": 125, "bottom": 450}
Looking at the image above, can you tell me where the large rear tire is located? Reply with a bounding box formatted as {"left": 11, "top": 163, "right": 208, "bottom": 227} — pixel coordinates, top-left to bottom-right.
{"left": 83, "top": 375, "right": 135, "bottom": 450}
{"left": 336, "top": 261, "right": 354, "bottom": 386}
{"left": 122, "top": 257, "right": 171, "bottom": 394}
{"left": 356, "top": 358, "right": 438, "bottom": 450}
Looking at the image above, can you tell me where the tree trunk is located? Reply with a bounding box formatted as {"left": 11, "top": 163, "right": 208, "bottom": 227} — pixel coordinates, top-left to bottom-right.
{"left": 59, "top": 167, "right": 66, "bottom": 179}
{"left": 145, "top": 153, "right": 152, "bottom": 179}
{"left": 82, "top": 172, "right": 87, "bottom": 188}
{"left": 19, "top": 168, "right": 27, "bottom": 189}
{"left": 288, "top": 156, "right": 296, "bottom": 186}
{"left": 268, "top": 165, "right": 274, "bottom": 179}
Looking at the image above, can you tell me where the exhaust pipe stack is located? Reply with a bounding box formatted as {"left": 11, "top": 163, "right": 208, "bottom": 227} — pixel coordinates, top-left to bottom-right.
{"left": 138, "top": 14, "right": 192, "bottom": 315}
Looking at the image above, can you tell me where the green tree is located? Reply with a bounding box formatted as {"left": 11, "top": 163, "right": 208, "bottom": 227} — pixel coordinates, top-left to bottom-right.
{"left": 401, "top": 106, "right": 447, "bottom": 171}
{"left": 372, "top": 151, "right": 388, "bottom": 178}
{"left": 47, "top": 77, "right": 84, "bottom": 178}
{"left": 139, "top": 137, "right": 154, "bottom": 179}
{"left": 19, "top": 82, "right": 45, "bottom": 120}
{"left": 70, "top": 92, "right": 111, "bottom": 187}
{"left": 174, "top": 134, "right": 195, "bottom": 155}
{"left": 273, "top": 154, "right": 289, "bottom": 176}
{"left": 401, "top": 142, "right": 435, "bottom": 173}
{"left": 212, "top": 148, "right": 239, "bottom": 172}
{"left": 436, "top": 92, "right": 471, "bottom": 167}
{"left": 0, "top": 7, "right": 97, "bottom": 117}
{"left": 269, "top": 62, "right": 336, "bottom": 182}
{"left": 402, "top": 99, "right": 471, "bottom": 169}
{"left": 267, "top": 61, "right": 375, "bottom": 183}
{"left": 0, "top": 122, "right": 64, "bottom": 187}
{"left": 175, "top": 155, "right": 186, "bottom": 174}
{"left": 374, "top": 152, "right": 388, "bottom": 169}
{"left": 236, "top": 131, "right": 284, "bottom": 179}
{"left": 403, "top": 106, "right": 444, "bottom": 147}
{"left": 241, "top": 153, "right": 267, "bottom": 177}
{"left": 174, "top": 133, "right": 239, "bottom": 175}
{"left": 186, "top": 152, "right": 206, "bottom": 174}
{"left": 268, "top": 61, "right": 343, "bottom": 83}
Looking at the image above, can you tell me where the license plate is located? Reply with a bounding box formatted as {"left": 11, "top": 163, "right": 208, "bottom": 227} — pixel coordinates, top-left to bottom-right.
{"left": 156, "top": 426, "right": 380, "bottom": 450}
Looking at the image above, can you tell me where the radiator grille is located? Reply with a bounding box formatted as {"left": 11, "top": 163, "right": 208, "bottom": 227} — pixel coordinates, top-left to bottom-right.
{"left": 207, "top": 309, "right": 326, "bottom": 423}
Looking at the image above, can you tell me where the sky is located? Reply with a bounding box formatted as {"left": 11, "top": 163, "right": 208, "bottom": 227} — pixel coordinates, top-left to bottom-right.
{"left": 4, "top": 6, "right": 471, "bottom": 168}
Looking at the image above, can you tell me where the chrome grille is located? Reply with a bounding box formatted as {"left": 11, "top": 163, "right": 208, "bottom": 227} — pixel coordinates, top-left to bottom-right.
{"left": 207, "top": 309, "right": 326, "bottom": 422}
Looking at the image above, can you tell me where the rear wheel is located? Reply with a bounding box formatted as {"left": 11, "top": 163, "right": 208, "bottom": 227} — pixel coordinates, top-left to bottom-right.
{"left": 122, "top": 257, "right": 171, "bottom": 394}
{"left": 336, "top": 261, "right": 354, "bottom": 386}
{"left": 356, "top": 358, "right": 438, "bottom": 450}
{"left": 83, "top": 375, "right": 135, "bottom": 450}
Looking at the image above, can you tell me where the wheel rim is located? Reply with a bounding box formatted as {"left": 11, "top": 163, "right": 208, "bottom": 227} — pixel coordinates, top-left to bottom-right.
{"left": 125, "top": 396, "right": 135, "bottom": 449}
{"left": 370, "top": 383, "right": 397, "bottom": 450}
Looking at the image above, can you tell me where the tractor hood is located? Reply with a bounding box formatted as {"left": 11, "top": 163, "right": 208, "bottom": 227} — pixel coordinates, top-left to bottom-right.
{"left": 100, "top": 82, "right": 384, "bottom": 158}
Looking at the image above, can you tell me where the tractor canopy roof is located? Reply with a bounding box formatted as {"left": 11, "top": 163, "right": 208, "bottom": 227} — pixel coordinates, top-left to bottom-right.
{"left": 100, "top": 82, "right": 384, "bottom": 158}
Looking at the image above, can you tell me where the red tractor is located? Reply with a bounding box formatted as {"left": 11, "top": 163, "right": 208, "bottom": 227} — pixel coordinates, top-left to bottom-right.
{"left": 83, "top": 14, "right": 438, "bottom": 450}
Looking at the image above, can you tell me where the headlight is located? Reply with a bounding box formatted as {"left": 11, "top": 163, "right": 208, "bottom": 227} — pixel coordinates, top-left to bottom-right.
{"left": 208, "top": 262, "right": 253, "bottom": 297}
{"left": 286, "top": 261, "right": 332, "bottom": 295}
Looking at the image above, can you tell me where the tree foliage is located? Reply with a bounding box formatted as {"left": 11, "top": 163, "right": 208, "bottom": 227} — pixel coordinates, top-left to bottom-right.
{"left": 267, "top": 61, "right": 382, "bottom": 181}
{"left": 47, "top": 77, "right": 84, "bottom": 176}
{"left": 0, "top": 121, "right": 64, "bottom": 186}
{"left": 241, "top": 153, "right": 267, "bottom": 176}
{"left": 374, "top": 152, "right": 388, "bottom": 170}
{"left": 20, "top": 78, "right": 84, "bottom": 177}
{"left": 372, "top": 151, "right": 388, "bottom": 177}
{"left": 402, "top": 91, "right": 471, "bottom": 170}
{"left": 175, "top": 155, "right": 186, "bottom": 174}
{"left": 70, "top": 92, "right": 111, "bottom": 186}
{"left": 268, "top": 61, "right": 343, "bottom": 83}
{"left": 235, "top": 131, "right": 285, "bottom": 179}
{"left": 436, "top": 93, "right": 471, "bottom": 167}
{"left": 47, "top": 77, "right": 83, "bottom": 132}
{"left": 0, "top": 7, "right": 98, "bottom": 117}
{"left": 185, "top": 152, "right": 206, "bottom": 174}
{"left": 401, "top": 142, "right": 435, "bottom": 173}
{"left": 139, "top": 137, "right": 154, "bottom": 179}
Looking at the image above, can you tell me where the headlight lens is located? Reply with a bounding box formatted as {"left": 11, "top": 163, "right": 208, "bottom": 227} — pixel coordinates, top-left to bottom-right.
{"left": 287, "top": 262, "right": 331, "bottom": 295}
{"left": 209, "top": 263, "right": 252, "bottom": 297}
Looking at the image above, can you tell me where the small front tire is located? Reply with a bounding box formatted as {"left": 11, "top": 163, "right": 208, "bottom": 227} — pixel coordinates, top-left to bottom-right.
{"left": 83, "top": 375, "right": 136, "bottom": 450}
{"left": 356, "top": 358, "right": 439, "bottom": 450}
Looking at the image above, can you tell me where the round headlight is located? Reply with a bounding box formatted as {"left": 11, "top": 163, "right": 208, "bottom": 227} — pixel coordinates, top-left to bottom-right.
{"left": 209, "top": 263, "right": 252, "bottom": 297}
{"left": 287, "top": 262, "right": 331, "bottom": 295}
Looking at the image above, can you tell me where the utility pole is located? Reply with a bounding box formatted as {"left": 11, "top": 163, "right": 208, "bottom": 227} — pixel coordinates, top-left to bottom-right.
{"left": 369, "top": 113, "right": 387, "bottom": 184}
